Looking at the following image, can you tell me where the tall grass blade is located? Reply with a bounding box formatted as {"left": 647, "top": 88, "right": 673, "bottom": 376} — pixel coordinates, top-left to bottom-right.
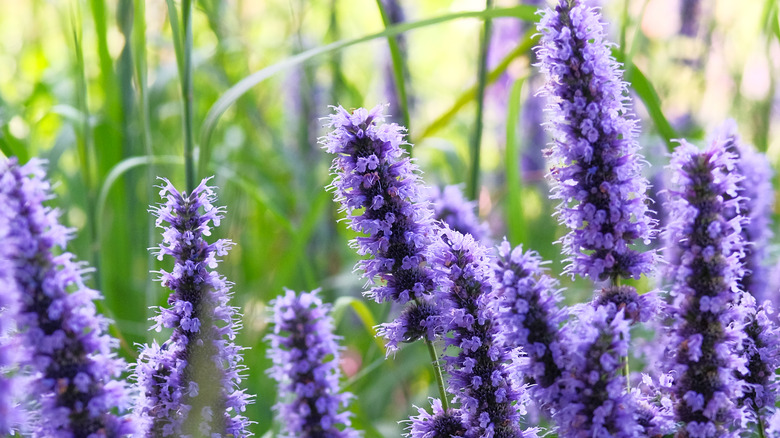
{"left": 468, "top": 0, "right": 494, "bottom": 202}
{"left": 198, "top": 5, "right": 539, "bottom": 166}
{"left": 505, "top": 78, "right": 526, "bottom": 245}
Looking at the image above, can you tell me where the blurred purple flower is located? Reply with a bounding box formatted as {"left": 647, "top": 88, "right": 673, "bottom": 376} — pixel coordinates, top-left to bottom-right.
{"left": 267, "top": 289, "right": 359, "bottom": 438}
{"left": 493, "top": 240, "right": 567, "bottom": 409}
{"left": 427, "top": 184, "right": 490, "bottom": 242}
{"left": 555, "top": 304, "right": 641, "bottom": 438}
{"left": 664, "top": 139, "right": 748, "bottom": 436}
{"left": 322, "top": 105, "right": 442, "bottom": 352}
{"left": 2, "top": 158, "right": 134, "bottom": 437}
{"left": 536, "top": 0, "right": 656, "bottom": 282}
{"left": 406, "top": 398, "right": 465, "bottom": 438}
{"left": 592, "top": 285, "right": 659, "bottom": 325}
{"left": 712, "top": 120, "right": 774, "bottom": 304}
{"left": 431, "top": 227, "right": 536, "bottom": 438}
{"left": 133, "top": 178, "right": 252, "bottom": 437}
{"left": 736, "top": 293, "right": 780, "bottom": 429}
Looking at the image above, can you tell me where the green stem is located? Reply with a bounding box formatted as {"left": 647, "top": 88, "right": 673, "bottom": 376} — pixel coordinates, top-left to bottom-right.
{"left": 758, "top": 410, "right": 767, "bottom": 438}
{"left": 375, "top": 0, "right": 411, "bottom": 136}
{"left": 468, "top": 0, "right": 494, "bottom": 202}
{"left": 181, "top": 0, "right": 195, "bottom": 192}
{"left": 426, "top": 339, "right": 450, "bottom": 411}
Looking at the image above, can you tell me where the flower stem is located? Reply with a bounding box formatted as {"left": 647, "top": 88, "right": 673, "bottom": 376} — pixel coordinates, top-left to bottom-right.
{"left": 426, "top": 338, "right": 449, "bottom": 411}
{"left": 758, "top": 410, "right": 767, "bottom": 438}
{"left": 181, "top": 0, "right": 195, "bottom": 193}
{"left": 468, "top": 0, "right": 494, "bottom": 202}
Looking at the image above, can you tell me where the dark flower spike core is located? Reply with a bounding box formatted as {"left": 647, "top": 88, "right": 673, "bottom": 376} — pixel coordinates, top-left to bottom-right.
{"left": 426, "top": 184, "right": 490, "bottom": 243}
{"left": 536, "top": 0, "right": 657, "bottom": 282}
{"left": 133, "top": 177, "right": 253, "bottom": 437}
{"left": 1, "top": 158, "right": 134, "bottom": 437}
{"left": 664, "top": 139, "right": 748, "bottom": 438}
{"left": 556, "top": 304, "right": 642, "bottom": 438}
{"left": 712, "top": 120, "right": 774, "bottom": 304}
{"left": 593, "top": 284, "right": 659, "bottom": 325}
{"left": 322, "top": 105, "right": 441, "bottom": 352}
{"left": 493, "top": 240, "right": 567, "bottom": 408}
{"left": 406, "top": 398, "right": 466, "bottom": 438}
{"left": 432, "top": 227, "right": 537, "bottom": 438}
{"left": 267, "top": 289, "right": 360, "bottom": 438}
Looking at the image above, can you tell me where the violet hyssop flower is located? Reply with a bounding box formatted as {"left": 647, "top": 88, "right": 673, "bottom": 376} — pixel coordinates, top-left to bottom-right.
{"left": 426, "top": 184, "right": 490, "bottom": 243}
{"left": 1, "top": 158, "right": 134, "bottom": 437}
{"left": 555, "top": 304, "right": 641, "bottom": 438}
{"left": 493, "top": 240, "right": 567, "bottom": 409}
{"left": 664, "top": 140, "right": 748, "bottom": 438}
{"left": 0, "top": 163, "right": 23, "bottom": 434}
{"left": 133, "top": 178, "right": 252, "bottom": 437}
{"left": 406, "top": 398, "right": 466, "bottom": 438}
{"left": 735, "top": 293, "right": 780, "bottom": 428}
{"left": 267, "top": 289, "right": 359, "bottom": 438}
{"left": 432, "top": 227, "right": 536, "bottom": 438}
{"left": 536, "top": 0, "right": 656, "bottom": 282}
{"left": 323, "top": 105, "right": 441, "bottom": 352}
{"left": 712, "top": 120, "right": 774, "bottom": 304}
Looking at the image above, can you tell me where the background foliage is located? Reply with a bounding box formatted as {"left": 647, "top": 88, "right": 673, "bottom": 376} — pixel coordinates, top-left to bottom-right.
{"left": 1, "top": 0, "right": 779, "bottom": 436}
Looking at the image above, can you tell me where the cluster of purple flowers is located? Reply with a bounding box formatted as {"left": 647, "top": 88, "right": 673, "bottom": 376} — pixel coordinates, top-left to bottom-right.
{"left": 133, "top": 178, "right": 252, "bottom": 437}
{"left": 0, "top": 159, "right": 133, "bottom": 437}
{"left": 266, "top": 289, "right": 359, "bottom": 438}
{"left": 431, "top": 227, "right": 534, "bottom": 438}
{"left": 493, "top": 240, "right": 566, "bottom": 408}
{"left": 322, "top": 105, "right": 441, "bottom": 352}
{"left": 536, "top": 0, "right": 656, "bottom": 282}
{"left": 663, "top": 139, "right": 748, "bottom": 437}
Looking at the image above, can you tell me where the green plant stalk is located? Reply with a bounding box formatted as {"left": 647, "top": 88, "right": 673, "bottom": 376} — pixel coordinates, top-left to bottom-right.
{"left": 375, "top": 0, "right": 411, "bottom": 134}
{"left": 70, "top": 5, "right": 101, "bottom": 291}
{"left": 468, "top": 0, "right": 494, "bottom": 203}
{"left": 758, "top": 409, "right": 767, "bottom": 438}
{"left": 426, "top": 339, "right": 450, "bottom": 411}
{"left": 133, "top": 0, "right": 158, "bottom": 319}
{"left": 182, "top": 0, "right": 195, "bottom": 192}
{"left": 505, "top": 78, "right": 527, "bottom": 245}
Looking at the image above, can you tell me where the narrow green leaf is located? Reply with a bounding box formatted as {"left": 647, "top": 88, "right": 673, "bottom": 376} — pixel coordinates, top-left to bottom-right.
{"left": 96, "top": 155, "right": 184, "bottom": 237}
{"left": 332, "top": 296, "right": 385, "bottom": 353}
{"left": 198, "top": 5, "right": 539, "bottom": 172}
{"left": 505, "top": 78, "right": 526, "bottom": 245}
{"left": 618, "top": 53, "right": 678, "bottom": 150}
{"left": 415, "top": 28, "right": 538, "bottom": 142}
{"left": 375, "top": 0, "right": 411, "bottom": 133}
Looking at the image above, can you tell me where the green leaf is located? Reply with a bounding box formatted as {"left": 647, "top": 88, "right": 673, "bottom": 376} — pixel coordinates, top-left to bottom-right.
{"left": 332, "top": 296, "right": 385, "bottom": 353}
{"left": 618, "top": 52, "right": 678, "bottom": 150}
{"left": 198, "top": 5, "right": 539, "bottom": 174}
{"left": 375, "top": 0, "right": 410, "bottom": 133}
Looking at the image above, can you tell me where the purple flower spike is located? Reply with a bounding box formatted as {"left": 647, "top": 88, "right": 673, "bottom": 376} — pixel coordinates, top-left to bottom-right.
{"left": 322, "top": 105, "right": 441, "bottom": 352}
{"left": 426, "top": 185, "right": 490, "bottom": 242}
{"left": 406, "top": 398, "right": 465, "bottom": 438}
{"left": 736, "top": 293, "right": 780, "bottom": 428}
{"left": 664, "top": 139, "right": 748, "bottom": 436}
{"left": 593, "top": 285, "right": 659, "bottom": 325}
{"left": 493, "top": 240, "right": 567, "bottom": 408}
{"left": 0, "top": 161, "right": 25, "bottom": 434}
{"left": 267, "top": 289, "right": 359, "bottom": 438}
{"left": 536, "top": 0, "right": 656, "bottom": 282}
{"left": 1, "top": 158, "right": 134, "bottom": 437}
{"left": 432, "top": 228, "right": 537, "bottom": 438}
{"left": 556, "top": 304, "right": 641, "bottom": 438}
{"left": 133, "top": 178, "right": 252, "bottom": 437}
{"left": 712, "top": 120, "right": 774, "bottom": 304}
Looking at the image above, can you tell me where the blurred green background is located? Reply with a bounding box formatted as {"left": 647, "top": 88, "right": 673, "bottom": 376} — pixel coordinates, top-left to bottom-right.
{"left": 1, "top": 0, "right": 779, "bottom": 435}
